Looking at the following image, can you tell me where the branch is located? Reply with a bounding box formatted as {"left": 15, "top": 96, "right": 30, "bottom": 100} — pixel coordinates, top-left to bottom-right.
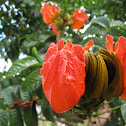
{"left": 38, "top": 118, "right": 75, "bottom": 126}
{"left": 59, "top": 113, "right": 84, "bottom": 123}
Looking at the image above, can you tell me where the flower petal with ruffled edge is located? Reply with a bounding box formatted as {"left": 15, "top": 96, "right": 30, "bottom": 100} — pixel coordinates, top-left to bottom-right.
{"left": 40, "top": 3, "right": 59, "bottom": 24}
{"left": 83, "top": 40, "right": 94, "bottom": 51}
{"left": 106, "top": 34, "right": 118, "bottom": 53}
{"left": 40, "top": 39, "right": 94, "bottom": 113}
{"left": 72, "top": 9, "right": 88, "bottom": 30}
{"left": 50, "top": 23, "right": 58, "bottom": 35}
{"left": 116, "top": 36, "right": 126, "bottom": 100}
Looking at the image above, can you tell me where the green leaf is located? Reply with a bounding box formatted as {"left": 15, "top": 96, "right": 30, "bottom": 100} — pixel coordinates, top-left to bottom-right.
{"left": 41, "top": 97, "right": 55, "bottom": 122}
{"left": 110, "top": 20, "right": 124, "bottom": 28}
{"left": 91, "top": 17, "right": 110, "bottom": 28}
{"left": 21, "top": 91, "right": 32, "bottom": 101}
{"left": 1, "top": 79, "right": 10, "bottom": 88}
{"left": 22, "top": 69, "right": 42, "bottom": 92}
{"left": 0, "top": 99, "right": 6, "bottom": 110}
{"left": 81, "top": 36, "right": 105, "bottom": 47}
{"left": 81, "top": 27, "right": 106, "bottom": 38}
{"left": 5, "top": 56, "right": 39, "bottom": 77}
{"left": 107, "top": 29, "right": 126, "bottom": 38}
{"left": 121, "top": 103, "right": 126, "bottom": 124}
{"left": 38, "top": 33, "right": 52, "bottom": 43}
{"left": 3, "top": 86, "right": 15, "bottom": 106}
{"left": 23, "top": 106, "right": 38, "bottom": 126}
{"left": 0, "top": 109, "right": 8, "bottom": 126}
{"left": 3, "top": 86, "right": 21, "bottom": 106}
{"left": 23, "top": 39, "right": 38, "bottom": 48}
{"left": 21, "top": 91, "right": 38, "bottom": 126}
{"left": 9, "top": 108, "right": 24, "bottom": 126}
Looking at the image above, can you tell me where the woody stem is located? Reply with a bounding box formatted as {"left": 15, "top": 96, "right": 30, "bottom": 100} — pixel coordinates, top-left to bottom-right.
{"left": 92, "top": 105, "right": 121, "bottom": 117}
{"left": 56, "top": 30, "right": 61, "bottom": 43}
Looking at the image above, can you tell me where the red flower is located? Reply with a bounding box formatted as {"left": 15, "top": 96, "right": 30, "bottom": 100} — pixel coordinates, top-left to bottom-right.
{"left": 50, "top": 23, "right": 58, "bottom": 35}
{"left": 40, "top": 39, "right": 93, "bottom": 113}
{"left": 40, "top": 3, "right": 59, "bottom": 24}
{"left": 72, "top": 9, "right": 88, "bottom": 30}
{"left": 106, "top": 34, "right": 126, "bottom": 100}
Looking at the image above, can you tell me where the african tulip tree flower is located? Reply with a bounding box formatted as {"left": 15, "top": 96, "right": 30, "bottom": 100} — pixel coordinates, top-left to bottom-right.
{"left": 40, "top": 3, "right": 59, "bottom": 24}
{"left": 40, "top": 39, "right": 94, "bottom": 113}
{"left": 72, "top": 9, "right": 88, "bottom": 30}
{"left": 106, "top": 34, "right": 126, "bottom": 100}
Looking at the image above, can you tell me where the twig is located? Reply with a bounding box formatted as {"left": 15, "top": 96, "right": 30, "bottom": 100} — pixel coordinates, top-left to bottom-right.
{"left": 93, "top": 105, "right": 121, "bottom": 117}
{"left": 97, "top": 117, "right": 102, "bottom": 126}
{"left": 59, "top": 113, "right": 83, "bottom": 123}
{"left": 38, "top": 117, "right": 75, "bottom": 126}
{"left": 56, "top": 31, "right": 61, "bottom": 43}
{"left": 56, "top": 118, "right": 75, "bottom": 126}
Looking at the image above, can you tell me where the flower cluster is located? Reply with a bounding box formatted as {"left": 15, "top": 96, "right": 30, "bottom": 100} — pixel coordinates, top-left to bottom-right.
{"left": 40, "top": 39, "right": 93, "bottom": 113}
{"left": 40, "top": 3, "right": 88, "bottom": 35}
{"left": 40, "top": 2, "right": 126, "bottom": 115}
{"left": 40, "top": 35, "right": 126, "bottom": 113}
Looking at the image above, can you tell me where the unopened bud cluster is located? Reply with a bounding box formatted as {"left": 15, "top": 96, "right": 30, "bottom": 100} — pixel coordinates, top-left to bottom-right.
{"left": 40, "top": 3, "right": 88, "bottom": 35}
{"left": 72, "top": 48, "right": 124, "bottom": 119}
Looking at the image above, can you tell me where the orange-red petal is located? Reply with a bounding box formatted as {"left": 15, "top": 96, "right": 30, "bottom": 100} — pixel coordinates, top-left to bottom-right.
{"left": 64, "top": 40, "right": 85, "bottom": 62}
{"left": 72, "top": 9, "right": 88, "bottom": 30}
{"left": 113, "top": 42, "right": 119, "bottom": 53}
{"left": 106, "top": 34, "right": 114, "bottom": 52}
{"left": 106, "top": 34, "right": 119, "bottom": 53}
{"left": 44, "top": 39, "right": 64, "bottom": 62}
{"left": 50, "top": 23, "right": 58, "bottom": 35}
{"left": 83, "top": 40, "right": 94, "bottom": 51}
{"left": 116, "top": 37, "right": 126, "bottom": 100}
{"left": 40, "top": 49, "right": 85, "bottom": 113}
{"left": 40, "top": 40, "right": 86, "bottom": 113}
{"left": 72, "top": 44, "right": 85, "bottom": 62}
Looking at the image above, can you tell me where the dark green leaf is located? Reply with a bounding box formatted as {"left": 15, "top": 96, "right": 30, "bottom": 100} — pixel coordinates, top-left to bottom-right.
{"left": 0, "top": 99, "right": 6, "bottom": 110}
{"left": 3, "top": 86, "right": 21, "bottom": 106}
{"left": 41, "top": 97, "right": 55, "bottom": 122}
{"left": 81, "top": 27, "right": 106, "bottom": 38}
{"left": 1, "top": 79, "right": 10, "bottom": 88}
{"left": 23, "top": 39, "right": 38, "bottom": 48}
{"left": 3, "top": 86, "right": 15, "bottom": 106}
{"left": 9, "top": 108, "right": 24, "bottom": 126}
{"left": 21, "top": 91, "right": 32, "bottom": 101}
{"left": 23, "top": 105, "right": 38, "bottom": 126}
{"left": 0, "top": 109, "right": 8, "bottom": 126}
{"left": 81, "top": 36, "right": 105, "bottom": 47}
{"left": 22, "top": 69, "right": 42, "bottom": 92}
{"left": 121, "top": 103, "right": 126, "bottom": 124}
{"left": 91, "top": 17, "right": 110, "bottom": 28}
{"left": 38, "top": 34, "right": 52, "bottom": 43}
{"left": 5, "top": 56, "right": 39, "bottom": 77}
{"left": 107, "top": 29, "right": 126, "bottom": 38}
{"left": 110, "top": 20, "right": 124, "bottom": 28}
